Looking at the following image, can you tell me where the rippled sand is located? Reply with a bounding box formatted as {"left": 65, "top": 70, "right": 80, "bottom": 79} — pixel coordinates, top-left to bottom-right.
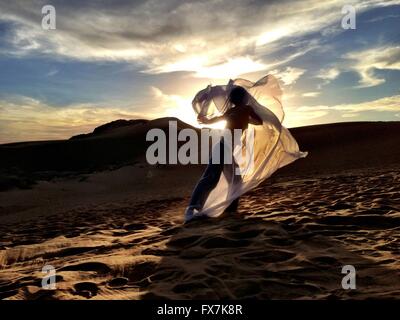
{"left": 1, "top": 167, "right": 399, "bottom": 299}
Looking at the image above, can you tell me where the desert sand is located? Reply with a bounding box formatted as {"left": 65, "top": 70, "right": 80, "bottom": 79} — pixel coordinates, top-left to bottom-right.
{"left": 0, "top": 120, "right": 399, "bottom": 299}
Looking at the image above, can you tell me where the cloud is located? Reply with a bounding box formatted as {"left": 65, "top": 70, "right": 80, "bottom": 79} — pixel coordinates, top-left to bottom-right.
{"left": 344, "top": 46, "right": 400, "bottom": 87}
{"left": 1, "top": 0, "right": 396, "bottom": 79}
{"left": 330, "top": 94, "right": 400, "bottom": 112}
{"left": 296, "top": 94, "right": 400, "bottom": 114}
{"left": 302, "top": 91, "right": 321, "bottom": 97}
{"left": 271, "top": 67, "right": 306, "bottom": 85}
{"left": 46, "top": 69, "right": 58, "bottom": 77}
{"left": 1, "top": 0, "right": 399, "bottom": 141}
{"left": 285, "top": 94, "right": 400, "bottom": 126}
{"left": 317, "top": 67, "right": 340, "bottom": 81}
{"left": 150, "top": 86, "right": 196, "bottom": 125}
{"left": 315, "top": 67, "right": 340, "bottom": 88}
{"left": 0, "top": 86, "right": 209, "bottom": 143}
{"left": 284, "top": 105, "right": 329, "bottom": 127}
{"left": 0, "top": 96, "right": 144, "bottom": 143}
{"left": 151, "top": 56, "right": 268, "bottom": 79}
{"left": 341, "top": 113, "right": 359, "bottom": 118}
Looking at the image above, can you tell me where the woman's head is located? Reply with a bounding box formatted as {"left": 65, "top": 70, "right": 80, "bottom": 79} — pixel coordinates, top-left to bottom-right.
{"left": 229, "top": 86, "right": 248, "bottom": 106}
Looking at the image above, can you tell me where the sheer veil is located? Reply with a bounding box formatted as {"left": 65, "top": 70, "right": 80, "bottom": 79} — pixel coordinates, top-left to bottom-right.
{"left": 190, "top": 74, "right": 308, "bottom": 218}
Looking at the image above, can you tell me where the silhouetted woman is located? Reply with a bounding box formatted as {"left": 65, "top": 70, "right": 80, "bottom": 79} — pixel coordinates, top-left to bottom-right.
{"left": 184, "top": 86, "right": 262, "bottom": 222}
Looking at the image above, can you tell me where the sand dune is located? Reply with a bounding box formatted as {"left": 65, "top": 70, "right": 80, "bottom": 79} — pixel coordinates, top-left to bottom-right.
{"left": 0, "top": 121, "right": 399, "bottom": 299}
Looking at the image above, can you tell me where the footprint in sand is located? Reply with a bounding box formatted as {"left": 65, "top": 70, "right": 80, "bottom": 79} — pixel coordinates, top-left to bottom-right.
{"left": 74, "top": 282, "right": 99, "bottom": 298}
{"left": 124, "top": 261, "right": 158, "bottom": 287}
{"left": 107, "top": 277, "right": 129, "bottom": 288}
{"left": 59, "top": 262, "right": 111, "bottom": 274}
{"left": 123, "top": 223, "right": 147, "bottom": 231}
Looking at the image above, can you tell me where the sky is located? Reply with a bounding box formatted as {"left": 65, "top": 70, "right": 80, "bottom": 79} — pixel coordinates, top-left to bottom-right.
{"left": 0, "top": 0, "right": 399, "bottom": 143}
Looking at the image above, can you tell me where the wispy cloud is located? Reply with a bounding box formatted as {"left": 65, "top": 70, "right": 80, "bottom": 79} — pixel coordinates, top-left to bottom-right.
{"left": 151, "top": 56, "right": 268, "bottom": 79}
{"left": 284, "top": 106, "right": 329, "bottom": 127}
{"left": 344, "top": 46, "right": 400, "bottom": 87}
{"left": 341, "top": 113, "right": 360, "bottom": 118}
{"left": 285, "top": 94, "right": 400, "bottom": 126}
{"left": 302, "top": 91, "right": 321, "bottom": 97}
{"left": 0, "top": 0, "right": 399, "bottom": 142}
{"left": 1, "top": 0, "right": 397, "bottom": 79}
{"left": 329, "top": 94, "right": 400, "bottom": 112}
{"left": 296, "top": 94, "right": 400, "bottom": 114}
{"left": 46, "top": 69, "right": 58, "bottom": 77}
{"left": 271, "top": 67, "right": 306, "bottom": 86}
{"left": 316, "top": 67, "right": 340, "bottom": 88}
{"left": 317, "top": 67, "right": 340, "bottom": 81}
{"left": 0, "top": 96, "right": 144, "bottom": 143}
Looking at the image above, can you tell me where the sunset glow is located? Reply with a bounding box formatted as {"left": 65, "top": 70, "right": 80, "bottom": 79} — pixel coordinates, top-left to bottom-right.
{"left": 0, "top": 0, "right": 399, "bottom": 143}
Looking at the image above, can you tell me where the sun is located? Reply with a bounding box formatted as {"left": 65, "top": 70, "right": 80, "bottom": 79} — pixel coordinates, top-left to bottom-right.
{"left": 166, "top": 94, "right": 227, "bottom": 129}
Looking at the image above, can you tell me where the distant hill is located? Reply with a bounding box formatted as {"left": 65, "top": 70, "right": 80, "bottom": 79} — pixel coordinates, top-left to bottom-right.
{"left": 278, "top": 121, "right": 400, "bottom": 177}
{"left": 0, "top": 117, "right": 196, "bottom": 173}
{"left": 70, "top": 119, "right": 149, "bottom": 140}
{"left": 0, "top": 117, "right": 197, "bottom": 190}
{"left": 1, "top": 120, "right": 400, "bottom": 191}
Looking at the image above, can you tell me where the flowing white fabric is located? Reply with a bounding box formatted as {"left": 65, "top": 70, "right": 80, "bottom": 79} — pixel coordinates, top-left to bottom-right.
{"left": 190, "top": 74, "right": 308, "bottom": 218}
